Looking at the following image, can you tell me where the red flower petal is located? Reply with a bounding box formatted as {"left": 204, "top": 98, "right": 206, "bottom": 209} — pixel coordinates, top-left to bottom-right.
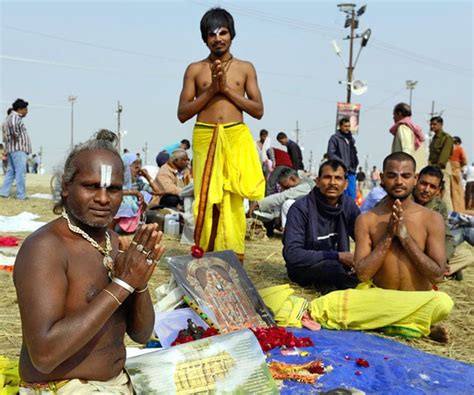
{"left": 250, "top": 327, "right": 314, "bottom": 352}
{"left": 356, "top": 358, "right": 370, "bottom": 368}
{"left": 307, "top": 361, "right": 325, "bottom": 374}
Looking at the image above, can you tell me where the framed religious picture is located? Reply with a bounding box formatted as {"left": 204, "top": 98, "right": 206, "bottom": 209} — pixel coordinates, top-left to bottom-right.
{"left": 167, "top": 250, "right": 275, "bottom": 333}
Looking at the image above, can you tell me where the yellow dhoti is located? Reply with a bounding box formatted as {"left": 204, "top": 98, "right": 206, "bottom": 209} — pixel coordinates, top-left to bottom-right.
{"left": 308, "top": 283, "right": 454, "bottom": 338}
{"left": 192, "top": 122, "right": 265, "bottom": 256}
{"left": 260, "top": 283, "right": 453, "bottom": 338}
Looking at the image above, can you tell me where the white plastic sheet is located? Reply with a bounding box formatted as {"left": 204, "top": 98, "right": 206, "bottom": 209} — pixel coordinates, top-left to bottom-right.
{"left": 0, "top": 212, "right": 46, "bottom": 232}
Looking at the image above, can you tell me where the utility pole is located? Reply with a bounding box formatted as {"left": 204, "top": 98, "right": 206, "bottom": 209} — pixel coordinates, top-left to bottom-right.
{"left": 406, "top": 80, "right": 418, "bottom": 107}
{"left": 308, "top": 150, "right": 314, "bottom": 176}
{"left": 430, "top": 101, "right": 435, "bottom": 118}
{"left": 347, "top": 7, "right": 355, "bottom": 103}
{"left": 143, "top": 142, "right": 148, "bottom": 165}
{"left": 68, "top": 95, "right": 77, "bottom": 149}
{"left": 116, "top": 101, "right": 123, "bottom": 152}
{"left": 428, "top": 100, "right": 444, "bottom": 119}
{"left": 295, "top": 120, "right": 300, "bottom": 144}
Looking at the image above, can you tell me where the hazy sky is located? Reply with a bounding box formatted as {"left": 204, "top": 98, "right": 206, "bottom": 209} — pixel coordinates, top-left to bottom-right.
{"left": 1, "top": 0, "right": 472, "bottom": 173}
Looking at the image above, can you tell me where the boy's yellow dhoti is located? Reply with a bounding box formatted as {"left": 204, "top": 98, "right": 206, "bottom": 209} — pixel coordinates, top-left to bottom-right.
{"left": 192, "top": 122, "right": 265, "bottom": 256}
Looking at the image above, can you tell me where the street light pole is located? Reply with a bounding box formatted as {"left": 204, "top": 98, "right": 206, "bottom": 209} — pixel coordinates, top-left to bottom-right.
{"left": 336, "top": 4, "right": 369, "bottom": 104}
{"left": 406, "top": 80, "right": 418, "bottom": 107}
{"left": 68, "top": 95, "right": 77, "bottom": 149}
{"left": 347, "top": 8, "right": 355, "bottom": 103}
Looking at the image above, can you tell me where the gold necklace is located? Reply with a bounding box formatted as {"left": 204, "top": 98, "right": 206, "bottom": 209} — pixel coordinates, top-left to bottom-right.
{"left": 61, "top": 210, "right": 114, "bottom": 277}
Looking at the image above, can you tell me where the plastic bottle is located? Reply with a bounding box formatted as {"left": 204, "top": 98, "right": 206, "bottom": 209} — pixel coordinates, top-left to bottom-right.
{"left": 164, "top": 213, "right": 180, "bottom": 236}
{"left": 168, "top": 219, "right": 180, "bottom": 237}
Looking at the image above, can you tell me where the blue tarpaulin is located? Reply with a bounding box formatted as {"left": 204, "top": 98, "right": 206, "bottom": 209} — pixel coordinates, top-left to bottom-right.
{"left": 269, "top": 328, "right": 474, "bottom": 394}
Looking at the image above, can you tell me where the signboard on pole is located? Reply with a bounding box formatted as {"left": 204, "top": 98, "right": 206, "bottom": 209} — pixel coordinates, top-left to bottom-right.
{"left": 336, "top": 102, "right": 361, "bottom": 134}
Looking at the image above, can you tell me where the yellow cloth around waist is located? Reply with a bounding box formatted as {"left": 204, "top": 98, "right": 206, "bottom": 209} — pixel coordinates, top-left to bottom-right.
{"left": 308, "top": 282, "right": 454, "bottom": 338}
{"left": 192, "top": 122, "right": 265, "bottom": 254}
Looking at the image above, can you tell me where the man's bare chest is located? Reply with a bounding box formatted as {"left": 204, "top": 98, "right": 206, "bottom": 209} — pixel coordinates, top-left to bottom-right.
{"left": 65, "top": 250, "right": 111, "bottom": 305}
{"left": 370, "top": 213, "right": 427, "bottom": 246}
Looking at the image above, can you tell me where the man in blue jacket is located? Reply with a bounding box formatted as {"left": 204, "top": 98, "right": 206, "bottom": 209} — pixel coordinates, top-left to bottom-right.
{"left": 283, "top": 159, "right": 360, "bottom": 294}
{"left": 327, "top": 118, "right": 359, "bottom": 199}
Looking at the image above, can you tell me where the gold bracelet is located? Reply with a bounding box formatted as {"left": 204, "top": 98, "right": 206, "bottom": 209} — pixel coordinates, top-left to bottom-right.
{"left": 103, "top": 289, "right": 122, "bottom": 306}
{"left": 135, "top": 285, "right": 148, "bottom": 294}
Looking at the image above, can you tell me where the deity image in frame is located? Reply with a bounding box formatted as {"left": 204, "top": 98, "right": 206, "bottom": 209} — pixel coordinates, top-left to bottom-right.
{"left": 167, "top": 250, "right": 275, "bottom": 332}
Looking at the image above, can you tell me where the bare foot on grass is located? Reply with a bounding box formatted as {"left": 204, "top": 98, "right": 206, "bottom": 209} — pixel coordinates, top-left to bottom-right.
{"left": 429, "top": 325, "right": 449, "bottom": 343}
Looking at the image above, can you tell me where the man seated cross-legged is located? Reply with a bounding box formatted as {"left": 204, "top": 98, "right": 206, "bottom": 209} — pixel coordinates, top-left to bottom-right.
{"left": 308, "top": 152, "right": 453, "bottom": 342}
{"left": 283, "top": 159, "right": 360, "bottom": 294}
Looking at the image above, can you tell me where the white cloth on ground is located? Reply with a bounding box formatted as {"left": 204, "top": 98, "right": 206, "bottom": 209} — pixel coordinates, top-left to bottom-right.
{"left": 153, "top": 276, "right": 184, "bottom": 313}
{"left": 0, "top": 212, "right": 45, "bottom": 232}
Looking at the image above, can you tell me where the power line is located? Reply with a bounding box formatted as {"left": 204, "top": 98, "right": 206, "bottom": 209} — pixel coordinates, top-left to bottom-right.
{"left": 370, "top": 41, "right": 472, "bottom": 76}
{"left": 192, "top": 0, "right": 472, "bottom": 77}
{"left": 190, "top": 0, "right": 343, "bottom": 37}
{"left": 363, "top": 88, "right": 405, "bottom": 112}
{"left": 267, "top": 88, "right": 335, "bottom": 104}
{"left": 2, "top": 25, "right": 186, "bottom": 64}
{"left": 0, "top": 54, "right": 119, "bottom": 73}
{"left": 0, "top": 99, "right": 68, "bottom": 110}
{"left": 3, "top": 8, "right": 471, "bottom": 79}
{"left": 1, "top": 25, "right": 324, "bottom": 81}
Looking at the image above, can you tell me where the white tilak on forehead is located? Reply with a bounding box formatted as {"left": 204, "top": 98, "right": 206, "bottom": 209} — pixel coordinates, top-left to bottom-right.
{"left": 100, "top": 164, "right": 112, "bottom": 187}
{"left": 213, "top": 27, "right": 224, "bottom": 35}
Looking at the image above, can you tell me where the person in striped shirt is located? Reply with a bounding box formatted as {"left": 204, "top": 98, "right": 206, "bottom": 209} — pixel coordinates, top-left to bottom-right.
{"left": 0, "top": 98, "right": 31, "bottom": 200}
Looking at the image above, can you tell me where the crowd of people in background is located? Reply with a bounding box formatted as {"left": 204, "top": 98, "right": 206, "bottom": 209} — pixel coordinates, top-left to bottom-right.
{"left": 1, "top": 97, "right": 472, "bottom": 272}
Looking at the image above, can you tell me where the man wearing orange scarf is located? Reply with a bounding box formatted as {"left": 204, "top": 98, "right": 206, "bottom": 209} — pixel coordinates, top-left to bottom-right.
{"left": 389, "top": 102, "right": 427, "bottom": 173}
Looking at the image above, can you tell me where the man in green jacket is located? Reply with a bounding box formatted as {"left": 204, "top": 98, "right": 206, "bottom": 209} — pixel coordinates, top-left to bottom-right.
{"left": 428, "top": 116, "right": 454, "bottom": 211}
